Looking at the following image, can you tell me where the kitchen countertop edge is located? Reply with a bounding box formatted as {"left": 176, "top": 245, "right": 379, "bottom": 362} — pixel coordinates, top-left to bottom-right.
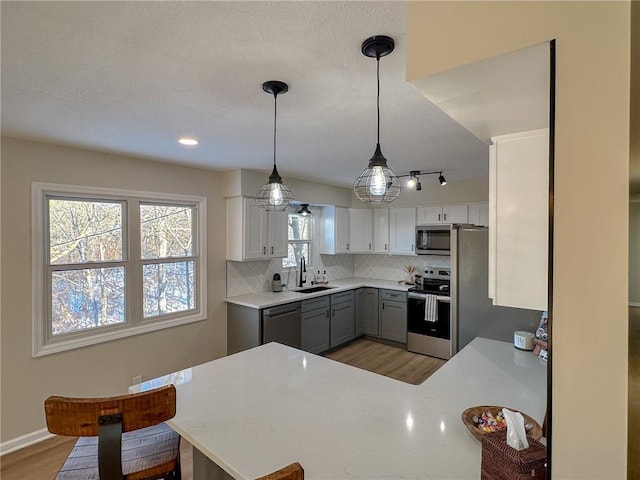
{"left": 225, "top": 277, "right": 423, "bottom": 309}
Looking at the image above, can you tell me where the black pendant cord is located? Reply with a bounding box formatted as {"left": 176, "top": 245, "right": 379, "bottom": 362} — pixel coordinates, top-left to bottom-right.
{"left": 273, "top": 93, "right": 278, "bottom": 168}
{"left": 376, "top": 55, "right": 380, "bottom": 146}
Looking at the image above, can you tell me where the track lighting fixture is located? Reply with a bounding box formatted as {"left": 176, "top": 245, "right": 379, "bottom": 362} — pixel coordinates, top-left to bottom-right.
{"left": 397, "top": 171, "right": 447, "bottom": 189}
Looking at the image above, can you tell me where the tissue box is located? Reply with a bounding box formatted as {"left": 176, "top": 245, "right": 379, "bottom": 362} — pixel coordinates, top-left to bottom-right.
{"left": 481, "top": 431, "right": 547, "bottom": 480}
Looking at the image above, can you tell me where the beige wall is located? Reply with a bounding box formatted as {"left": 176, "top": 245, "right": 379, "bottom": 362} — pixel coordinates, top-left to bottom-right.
{"left": 0, "top": 137, "right": 228, "bottom": 443}
{"left": 234, "top": 169, "right": 353, "bottom": 207}
{"left": 407, "top": 2, "right": 630, "bottom": 478}
{"left": 630, "top": 0, "right": 640, "bottom": 194}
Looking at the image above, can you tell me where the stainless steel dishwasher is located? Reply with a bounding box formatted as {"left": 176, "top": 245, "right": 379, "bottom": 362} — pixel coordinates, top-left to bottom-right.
{"left": 262, "top": 302, "right": 302, "bottom": 349}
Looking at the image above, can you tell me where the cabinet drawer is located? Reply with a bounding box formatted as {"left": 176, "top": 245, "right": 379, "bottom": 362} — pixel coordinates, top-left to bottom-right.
{"left": 330, "top": 290, "right": 355, "bottom": 305}
{"left": 379, "top": 289, "right": 406, "bottom": 303}
{"left": 301, "top": 296, "right": 330, "bottom": 313}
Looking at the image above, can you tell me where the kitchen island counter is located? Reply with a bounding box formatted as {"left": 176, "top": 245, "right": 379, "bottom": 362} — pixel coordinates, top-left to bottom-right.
{"left": 132, "top": 337, "right": 547, "bottom": 479}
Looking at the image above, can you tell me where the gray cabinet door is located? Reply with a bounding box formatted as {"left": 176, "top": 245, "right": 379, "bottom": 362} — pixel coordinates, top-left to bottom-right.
{"left": 359, "top": 288, "right": 379, "bottom": 337}
{"left": 379, "top": 299, "right": 407, "bottom": 343}
{"left": 301, "top": 307, "right": 330, "bottom": 354}
{"left": 330, "top": 301, "right": 355, "bottom": 348}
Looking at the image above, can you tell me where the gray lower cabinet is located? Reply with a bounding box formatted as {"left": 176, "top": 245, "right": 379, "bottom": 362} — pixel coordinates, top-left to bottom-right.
{"left": 301, "top": 297, "right": 330, "bottom": 354}
{"left": 379, "top": 289, "right": 407, "bottom": 343}
{"left": 227, "top": 303, "right": 261, "bottom": 355}
{"left": 330, "top": 290, "right": 355, "bottom": 348}
{"left": 357, "top": 288, "right": 379, "bottom": 337}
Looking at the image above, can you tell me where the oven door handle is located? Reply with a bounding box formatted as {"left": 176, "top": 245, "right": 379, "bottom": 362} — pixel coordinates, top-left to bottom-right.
{"left": 408, "top": 292, "right": 428, "bottom": 300}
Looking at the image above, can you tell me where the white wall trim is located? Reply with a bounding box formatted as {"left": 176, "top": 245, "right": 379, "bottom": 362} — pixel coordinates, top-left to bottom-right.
{"left": 630, "top": 302, "right": 640, "bottom": 307}
{"left": 0, "top": 428, "right": 53, "bottom": 456}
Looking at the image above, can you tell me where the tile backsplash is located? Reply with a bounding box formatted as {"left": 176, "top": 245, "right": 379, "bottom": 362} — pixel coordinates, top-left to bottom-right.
{"left": 225, "top": 254, "right": 450, "bottom": 297}
{"left": 353, "top": 254, "right": 450, "bottom": 281}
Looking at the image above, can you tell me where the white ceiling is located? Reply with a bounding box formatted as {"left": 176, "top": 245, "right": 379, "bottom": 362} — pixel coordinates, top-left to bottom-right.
{"left": 1, "top": 1, "right": 493, "bottom": 188}
{"left": 413, "top": 43, "right": 550, "bottom": 143}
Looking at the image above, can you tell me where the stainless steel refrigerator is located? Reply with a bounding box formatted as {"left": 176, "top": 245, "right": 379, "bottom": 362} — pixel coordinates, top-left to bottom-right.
{"left": 451, "top": 225, "right": 542, "bottom": 353}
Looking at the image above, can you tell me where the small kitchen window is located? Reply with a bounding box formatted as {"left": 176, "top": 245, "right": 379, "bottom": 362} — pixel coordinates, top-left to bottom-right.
{"left": 282, "top": 212, "right": 312, "bottom": 268}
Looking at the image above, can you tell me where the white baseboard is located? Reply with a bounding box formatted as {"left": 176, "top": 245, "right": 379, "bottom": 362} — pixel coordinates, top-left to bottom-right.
{"left": 0, "top": 428, "right": 53, "bottom": 456}
{"left": 630, "top": 302, "right": 640, "bottom": 308}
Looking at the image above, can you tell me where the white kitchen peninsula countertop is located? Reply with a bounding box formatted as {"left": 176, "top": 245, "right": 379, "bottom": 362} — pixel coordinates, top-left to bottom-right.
{"left": 131, "top": 337, "right": 547, "bottom": 479}
{"left": 225, "top": 277, "right": 416, "bottom": 309}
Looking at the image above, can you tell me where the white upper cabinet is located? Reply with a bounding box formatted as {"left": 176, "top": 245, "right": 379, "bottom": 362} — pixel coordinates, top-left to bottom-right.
{"left": 319, "top": 206, "right": 350, "bottom": 254}
{"left": 373, "top": 208, "right": 390, "bottom": 253}
{"left": 389, "top": 207, "right": 416, "bottom": 255}
{"left": 226, "top": 197, "right": 288, "bottom": 261}
{"left": 267, "top": 210, "right": 288, "bottom": 258}
{"left": 417, "top": 204, "right": 468, "bottom": 224}
{"left": 468, "top": 203, "right": 489, "bottom": 227}
{"left": 349, "top": 209, "right": 373, "bottom": 253}
{"left": 489, "top": 129, "right": 548, "bottom": 311}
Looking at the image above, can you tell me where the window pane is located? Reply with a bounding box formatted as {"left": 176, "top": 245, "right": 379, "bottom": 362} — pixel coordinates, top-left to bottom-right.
{"left": 49, "top": 199, "right": 122, "bottom": 264}
{"left": 283, "top": 242, "right": 310, "bottom": 268}
{"left": 288, "top": 214, "right": 311, "bottom": 241}
{"left": 143, "top": 261, "right": 195, "bottom": 318}
{"left": 51, "top": 267, "right": 125, "bottom": 335}
{"left": 140, "top": 204, "right": 194, "bottom": 259}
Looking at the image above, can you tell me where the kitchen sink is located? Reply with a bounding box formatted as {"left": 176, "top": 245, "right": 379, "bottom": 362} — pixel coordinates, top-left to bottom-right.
{"left": 295, "top": 285, "right": 336, "bottom": 294}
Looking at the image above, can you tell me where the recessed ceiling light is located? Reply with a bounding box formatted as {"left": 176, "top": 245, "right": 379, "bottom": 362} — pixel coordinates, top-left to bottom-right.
{"left": 178, "top": 137, "right": 199, "bottom": 146}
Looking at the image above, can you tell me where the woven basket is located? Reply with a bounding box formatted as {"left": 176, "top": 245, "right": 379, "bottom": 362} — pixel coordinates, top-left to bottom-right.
{"left": 481, "top": 430, "right": 547, "bottom": 480}
{"left": 461, "top": 405, "right": 542, "bottom": 441}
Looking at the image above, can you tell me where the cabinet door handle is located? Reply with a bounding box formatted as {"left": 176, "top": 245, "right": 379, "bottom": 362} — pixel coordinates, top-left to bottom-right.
{"left": 438, "top": 213, "right": 441, "bottom": 221}
{"left": 346, "top": 243, "right": 350, "bottom": 251}
{"left": 369, "top": 243, "right": 371, "bottom": 250}
{"left": 444, "top": 213, "right": 447, "bottom": 221}
{"left": 326, "top": 309, "right": 330, "bottom": 318}
{"left": 385, "top": 243, "right": 388, "bottom": 250}
{"left": 271, "top": 246, "right": 274, "bottom": 254}
{"left": 263, "top": 246, "right": 266, "bottom": 254}
{"left": 382, "top": 302, "right": 385, "bottom": 310}
{"left": 411, "top": 244, "right": 414, "bottom": 252}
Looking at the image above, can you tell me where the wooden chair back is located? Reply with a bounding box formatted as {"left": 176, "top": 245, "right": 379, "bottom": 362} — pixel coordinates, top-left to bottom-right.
{"left": 44, "top": 384, "right": 176, "bottom": 436}
{"left": 256, "top": 462, "right": 304, "bottom": 480}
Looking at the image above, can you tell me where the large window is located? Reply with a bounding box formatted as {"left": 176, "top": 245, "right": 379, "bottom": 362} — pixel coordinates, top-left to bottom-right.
{"left": 282, "top": 212, "right": 312, "bottom": 268}
{"left": 33, "top": 183, "right": 207, "bottom": 356}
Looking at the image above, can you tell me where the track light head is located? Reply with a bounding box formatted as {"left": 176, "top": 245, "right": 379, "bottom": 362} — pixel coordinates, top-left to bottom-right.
{"left": 438, "top": 173, "right": 447, "bottom": 186}
{"left": 416, "top": 179, "right": 422, "bottom": 191}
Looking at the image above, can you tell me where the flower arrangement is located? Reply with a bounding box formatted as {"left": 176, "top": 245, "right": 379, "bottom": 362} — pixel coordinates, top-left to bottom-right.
{"left": 403, "top": 265, "right": 417, "bottom": 284}
{"left": 404, "top": 265, "right": 417, "bottom": 275}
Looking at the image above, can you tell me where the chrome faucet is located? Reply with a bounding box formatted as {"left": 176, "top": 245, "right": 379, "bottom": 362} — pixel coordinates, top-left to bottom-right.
{"left": 298, "top": 255, "right": 307, "bottom": 288}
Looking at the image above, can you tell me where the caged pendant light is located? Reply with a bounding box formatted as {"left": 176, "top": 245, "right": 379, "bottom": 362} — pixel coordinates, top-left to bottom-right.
{"left": 256, "top": 81, "right": 294, "bottom": 211}
{"left": 353, "top": 35, "right": 401, "bottom": 204}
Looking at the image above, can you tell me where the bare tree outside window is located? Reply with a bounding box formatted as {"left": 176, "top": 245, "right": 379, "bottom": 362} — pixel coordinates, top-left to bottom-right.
{"left": 34, "top": 184, "right": 206, "bottom": 356}
{"left": 283, "top": 213, "right": 312, "bottom": 268}
{"left": 140, "top": 203, "right": 196, "bottom": 318}
{"left": 48, "top": 199, "right": 125, "bottom": 335}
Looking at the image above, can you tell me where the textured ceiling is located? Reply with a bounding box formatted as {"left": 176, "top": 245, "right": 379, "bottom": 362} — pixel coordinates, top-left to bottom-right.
{"left": 1, "top": 1, "right": 489, "bottom": 188}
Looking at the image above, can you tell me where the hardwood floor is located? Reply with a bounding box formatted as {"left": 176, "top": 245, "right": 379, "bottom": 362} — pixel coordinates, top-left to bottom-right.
{"left": 629, "top": 306, "right": 640, "bottom": 480}
{"left": 324, "top": 338, "right": 446, "bottom": 385}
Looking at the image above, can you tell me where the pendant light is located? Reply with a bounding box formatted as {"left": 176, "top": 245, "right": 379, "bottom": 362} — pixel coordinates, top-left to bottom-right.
{"left": 297, "top": 204, "right": 312, "bottom": 216}
{"left": 353, "top": 35, "right": 401, "bottom": 204}
{"left": 256, "top": 81, "right": 294, "bottom": 211}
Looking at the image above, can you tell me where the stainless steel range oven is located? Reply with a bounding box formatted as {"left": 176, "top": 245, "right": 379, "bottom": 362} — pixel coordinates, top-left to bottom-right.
{"left": 407, "top": 267, "right": 453, "bottom": 360}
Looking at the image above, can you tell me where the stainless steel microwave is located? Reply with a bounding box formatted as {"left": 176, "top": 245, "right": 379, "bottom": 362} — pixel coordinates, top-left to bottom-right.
{"left": 415, "top": 225, "right": 451, "bottom": 255}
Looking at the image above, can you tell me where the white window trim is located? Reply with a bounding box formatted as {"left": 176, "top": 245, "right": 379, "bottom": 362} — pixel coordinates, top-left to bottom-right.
{"left": 32, "top": 182, "right": 208, "bottom": 357}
